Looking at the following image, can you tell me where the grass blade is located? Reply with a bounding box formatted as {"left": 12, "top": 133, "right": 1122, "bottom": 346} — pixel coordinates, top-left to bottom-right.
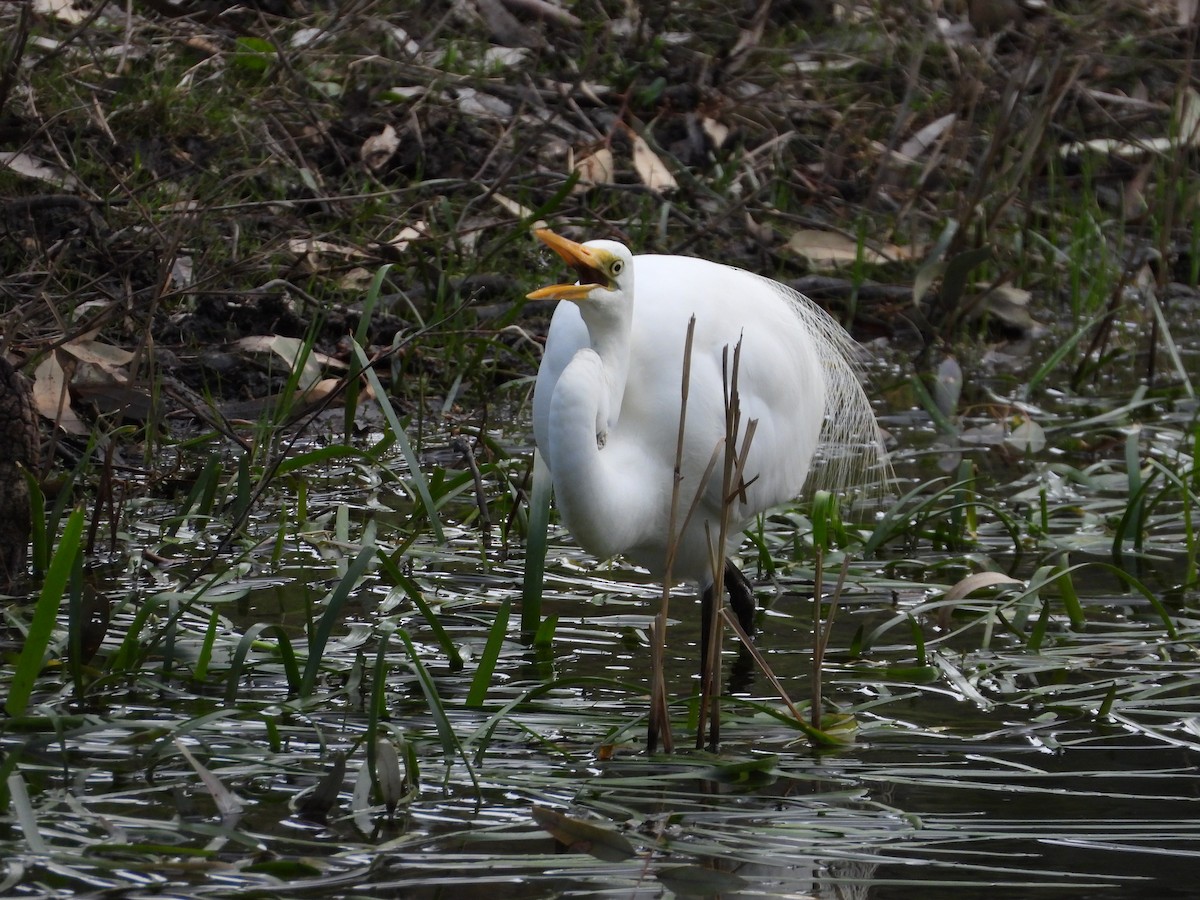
{"left": 5, "top": 506, "right": 84, "bottom": 717}
{"left": 466, "top": 599, "right": 510, "bottom": 708}
{"left": 521, "top": 450, "right": 552, "bottom": 641}
{"left": 351, "top": 339, "right": 445, "bottom": 544}
{"left": 376, "top": 551, "right": 463, "bottom": 670}
{"left": 300, "top": 544, "right": 376, "bottom": 697}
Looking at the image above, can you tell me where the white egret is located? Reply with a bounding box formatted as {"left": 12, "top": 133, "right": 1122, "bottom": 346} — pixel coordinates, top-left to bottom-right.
{"left": 528, "top": 228, "right": 883, "bottom": 735}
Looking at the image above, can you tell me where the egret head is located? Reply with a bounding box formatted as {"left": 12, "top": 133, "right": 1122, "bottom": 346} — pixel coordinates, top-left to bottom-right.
{"left": 527, "top": 229, "right": 632, "bottom": 304}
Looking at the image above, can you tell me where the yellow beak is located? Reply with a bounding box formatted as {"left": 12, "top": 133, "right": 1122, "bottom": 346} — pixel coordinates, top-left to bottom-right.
{"left": 527, "top": 229, "right": 608, "bottom": 301}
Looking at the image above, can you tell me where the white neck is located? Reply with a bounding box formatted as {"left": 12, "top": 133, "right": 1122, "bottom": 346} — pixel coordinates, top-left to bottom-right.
{"left": 545, "top": 348, "right": 644, "bottom": 562}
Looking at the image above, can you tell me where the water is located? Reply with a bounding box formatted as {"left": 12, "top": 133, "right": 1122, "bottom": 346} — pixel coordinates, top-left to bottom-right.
{"left": 2, "top": 377, "right": 1198, "bottom": 898}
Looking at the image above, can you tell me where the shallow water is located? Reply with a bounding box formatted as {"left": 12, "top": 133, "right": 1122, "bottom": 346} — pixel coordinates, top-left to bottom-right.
{"left": 2, "top": 361, "right": 1199, "bottom": 898}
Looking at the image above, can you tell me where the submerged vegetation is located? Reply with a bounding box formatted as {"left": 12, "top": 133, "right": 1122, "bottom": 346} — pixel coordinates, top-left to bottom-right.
{"left": 1, "top": 0, "right": 1198, "bottom": 895}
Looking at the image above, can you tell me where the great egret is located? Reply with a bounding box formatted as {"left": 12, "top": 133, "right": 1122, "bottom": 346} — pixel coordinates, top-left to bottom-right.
{"left": 528, "top": 228, "right": 883, "bottom": 734}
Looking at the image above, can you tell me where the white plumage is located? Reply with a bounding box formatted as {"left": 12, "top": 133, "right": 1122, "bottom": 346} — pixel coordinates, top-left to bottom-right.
{"left": 530, "top": 229, "right": 881, "bottom": 597}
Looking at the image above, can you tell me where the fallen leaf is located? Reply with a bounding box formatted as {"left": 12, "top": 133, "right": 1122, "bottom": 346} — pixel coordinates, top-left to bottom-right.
{"left": 630, "top": 133, "right": 677, "bottom": 193}
{"left": 530, "top": 806, "right": 635, "bottom": 862}
{"left": 61, "top": 339, "right": 134, "bottom": 375}
{"left": 493, "top": 193, "right": 535, "bottom": 220}
{"left": 171, "top": 255, "right": 194, "bottom": 290}
{"left": 175, "top": 740, "right": 244, "bottom": 819}
{"left": 0, "top": 151, "right": 80, "bottom": 189}
{"left": 571, "top": 147, "right": 614, "bottom": 192}
{"left": 32, "top": 352, "right": 88, "bottom": 434}
{"left": 942, "top": 571, "right": 1024, "bottom": 604}
{"left": 1006, "top": 416, "right": 1046, "bottom": 453}
{"left": 233, "top": 335, "right": 325, "bottom": 391}
{"left": 1176, "top": 86, "right": 1200, "bottom": 148}
{"left": 455, "top": 87, "right": 512, "bottom": 117}
{"left": 340, "top": 267, "right": 376, "bottom": 290}
{"left": 302, "top": 378, "right": 346, "bottom": 405}
{"left": 898, "top": 112, "right": 956, "bottom": 161}
{"left": 972, "top": 284, "right": 1045, "bottom": 336}
{"left": 786, "top": 229, "right": 910, "bottom": 268}
{"left": 701, "top": 116, "right": 730, "bottom": 149}
{"left": 286, "top": 238, "right": 364, "bottom": 259}
{"left": 33, "top": 0, "right": 87, "bottom": 23}
{"left": 361, "top": 124, "right": 400, "bottom": 172}
{"left": 387, "top": 221, "right": 429, "bottom": 253}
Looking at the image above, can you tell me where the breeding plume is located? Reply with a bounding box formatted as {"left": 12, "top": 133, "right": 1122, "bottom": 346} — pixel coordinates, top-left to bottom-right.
{"left": 528, "top": 228, "right": 883, "bottom": 705}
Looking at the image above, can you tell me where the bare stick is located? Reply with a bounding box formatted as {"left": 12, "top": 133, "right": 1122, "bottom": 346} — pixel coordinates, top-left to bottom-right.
{"left": 697, "top": 336, "right": 752, "bottom": 750}
{"left": 720, "top": 606, "right": 806, "bottom": 725}
{"left": 648, "top": 317, "right": 699, "bottom": 754}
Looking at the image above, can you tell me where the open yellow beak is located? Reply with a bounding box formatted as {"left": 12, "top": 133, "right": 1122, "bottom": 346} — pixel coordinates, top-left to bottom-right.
{"left": 527, "top": 229, "right": 609, "bottom": 301}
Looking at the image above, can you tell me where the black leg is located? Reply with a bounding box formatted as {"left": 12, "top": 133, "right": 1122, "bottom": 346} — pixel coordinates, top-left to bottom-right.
{"left": 700, "top": 579, "right": 715, "bottom": 689}
{"left": 725, "top": 560, "right": 756, "bottom": 637}
{"left": 699, "top": 562, "right": 757, "bottom": 693}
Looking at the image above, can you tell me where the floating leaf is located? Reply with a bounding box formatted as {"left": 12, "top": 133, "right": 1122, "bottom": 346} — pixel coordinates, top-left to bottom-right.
{"left": 932, "top": 355, "right": 962, "bottom": 419}
{"left": 375, "top": 738, "right": 405, "bottom": 815}
{"left": 531, "top": 806, "right": 635, "bottom": 861}
{"left": 1006, "top": 416, "right": 1046, "bottom": 453}
{"left": 657, "top": 864, "right": 746, "bottom": 896}
{"left": 942, "top": 571, "right": 1024, "bottom": 604}
{"left": 175, "top": 740, "right": 244, "bottom": 819}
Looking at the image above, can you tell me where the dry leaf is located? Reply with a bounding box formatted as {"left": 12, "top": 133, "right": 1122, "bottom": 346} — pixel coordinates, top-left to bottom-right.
{"left": 630, "top": 134, "right": 677, "bottom": 193}
{"left": 340, "top": 267, "right": 376, "bottom": 291}
{"left": 971, "top": 284, "right": 1045, "bottom": 337}
{"left": 233, "top": 335, "right": 325, "bottom": 391}
{"left": 701, "top": 117, "right": 730, "bottom": 150}
{"left": 361, "top": 124, "right": 400, "bottom": 172}
{"left": 171, "top": 255, "right": 194, "bottom": 290}
{"left": 493, "top": 193, "right": 535, "bottom": 219}
{"left": 571, "top": 147, "right": 614, "bottom": 192}
{"left": 786, "top": 229, "right": 910, "bottom": 268}
{"left": 61, "top": 339, "right": 134, "bottom": 375}
{"left": 0, "top": 151, "right": 80, "bottom": 189}
{"left": 898, "top": 113, "right": 956, "bottom": 161}
{"left": 455, "top": 87, "right": 512, "bottom": 117}
{"left": 1061, "top": 91, "right": 1200, "bottom": 160}
{"left": 1176, "top": 87, "right": 1200, "bottom": 148}
{"left": 1006, "top": 416, "right": 1046, "bottom": 453}
{"left": 942, "top": 571, "right": 1024, "bottom": 603}
{"left": 184, "top": 36, "right": 220, "bottom": 55}
{"left": 286, "top": 238, "right": 364, "bottom": 259}
{"left": 32, "top": 353, "right": 88, "bottom": 434}
{"left": 33, "top": 0, "right": 87, "bottom": 23}
{"left": 301, "top": 378, "right": 344, "bottom": 405}
{"left": 387, "top": 221, "right": 429, "bottom": 253}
